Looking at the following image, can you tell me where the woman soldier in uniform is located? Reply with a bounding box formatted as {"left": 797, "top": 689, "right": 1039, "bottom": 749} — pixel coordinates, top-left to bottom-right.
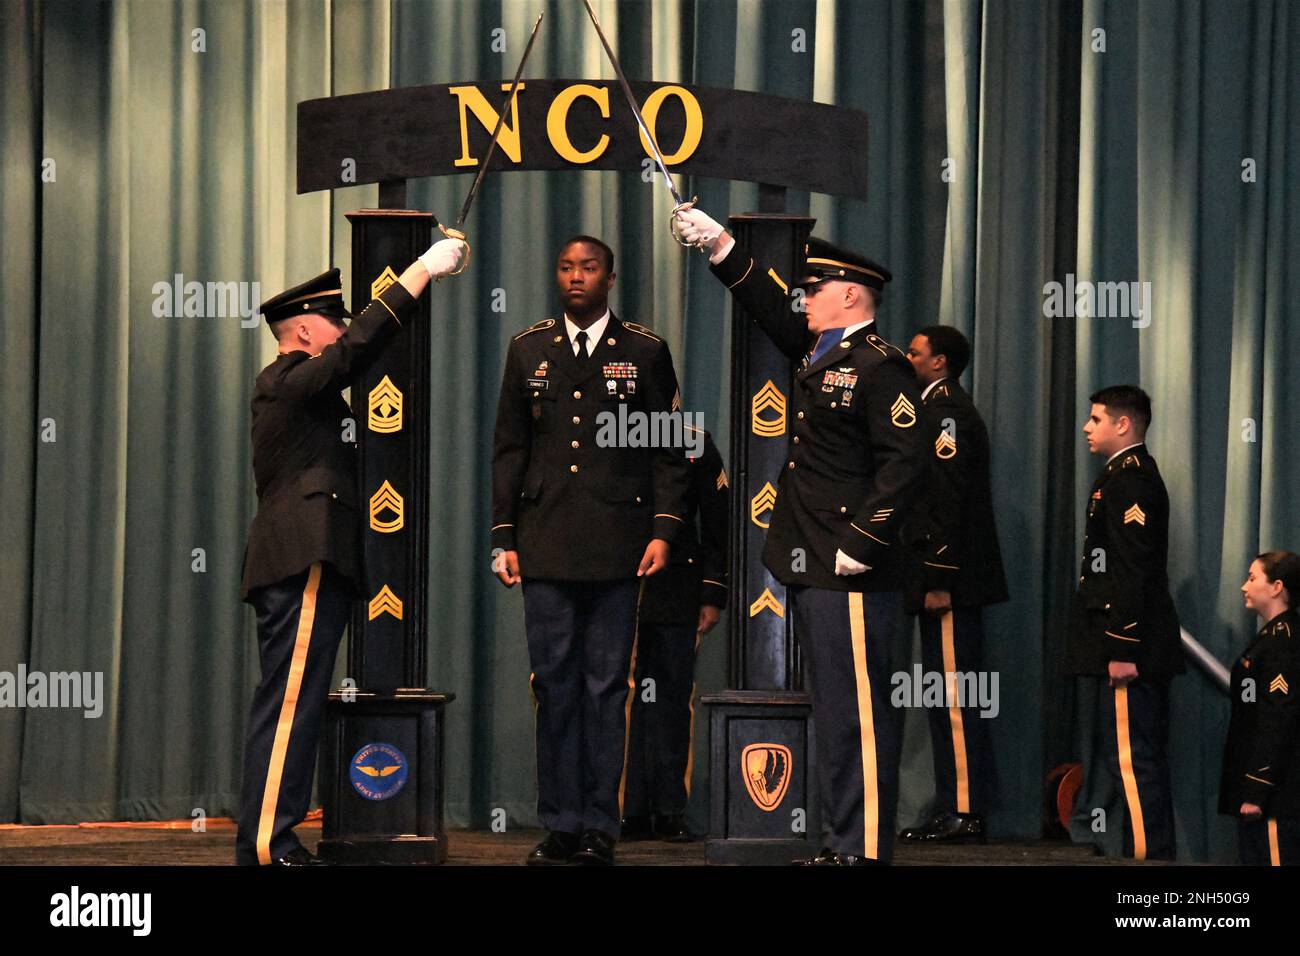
{"left": 1222, "top": 551, "right": 1300, "bottom": 865}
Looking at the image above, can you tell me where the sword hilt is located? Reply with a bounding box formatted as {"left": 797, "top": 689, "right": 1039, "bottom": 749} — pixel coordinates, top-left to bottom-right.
{"left": 435, "top": 223, "right": 470, "bottom": 281}
{"left": 669, "top": 197, "right": 708, "bottom": 251}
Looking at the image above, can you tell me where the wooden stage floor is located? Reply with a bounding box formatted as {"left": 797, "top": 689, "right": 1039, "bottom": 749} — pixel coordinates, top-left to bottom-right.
{"left": 0, "top": 823, "right": 1140, "bottom": 866}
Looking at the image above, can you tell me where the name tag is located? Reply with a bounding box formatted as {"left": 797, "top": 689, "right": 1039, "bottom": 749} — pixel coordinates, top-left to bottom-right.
{"left": 526, "top": 378, "right": 548, "bottom": 391}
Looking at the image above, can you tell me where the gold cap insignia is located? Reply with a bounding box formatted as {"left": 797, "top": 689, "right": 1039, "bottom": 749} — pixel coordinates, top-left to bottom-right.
{"left": 1123, "top": 503, "right": 1146, "bottom": 526}
{"left": 371, "top": 265, "right": 399, "bottom": 300}
{"left": 751, "top": 380, "right": 787, "bottom": 437}
{"left": 748, "top": 587, "right": 785, "bottom": 618}
{"left": 741, "top": 743, "right": 792, "bottom": 812}
{"left": 750, "top": 481, "right": 777, "bottom": 529}
{"left": 1270, "top": 675, "right": 1290, "bottom": 695}
{"left": 368, "top": 375, "right": 403, "bottom": 433}
{"left": 890, "top": 393, "right": 916, "bottom": 428}
{"left": 367, "top": 584, "right": 403, "bottom": 621}
{"left": 369, "top": 480, "right": 405, "bottom": 533}
{"left": 935, "top": 431, "right": 957, "bottom": 459}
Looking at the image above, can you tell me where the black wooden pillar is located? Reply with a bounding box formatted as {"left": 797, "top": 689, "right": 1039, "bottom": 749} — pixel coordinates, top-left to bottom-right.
{"left": 317, "top": 198, "right": 453, "bottom": 864}
{"left": 702, "top": 205, "right": 823, "bottom": 865}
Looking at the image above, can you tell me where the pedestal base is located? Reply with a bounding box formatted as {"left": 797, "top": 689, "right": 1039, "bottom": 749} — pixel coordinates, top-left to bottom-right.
{"left": 702, "top": 690, "right": 820, "bottom": 865}
{"left": 318, "top": 690, "right": 453, "bottom": 865}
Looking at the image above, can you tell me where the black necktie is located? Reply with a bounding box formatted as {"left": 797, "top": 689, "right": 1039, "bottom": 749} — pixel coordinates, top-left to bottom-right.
{"left": 575, "top": 330, "right": 590, "bottom": 364}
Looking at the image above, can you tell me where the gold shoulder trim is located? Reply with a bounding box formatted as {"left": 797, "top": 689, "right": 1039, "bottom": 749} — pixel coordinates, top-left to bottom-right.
{"left": 866, "top": 332, "right": 905, "bottom": 358}
{"left": 622, "top": 321, "right": 663, "bottom": 342}
{"left": 513, "top": 319, "right": 556, "bottom": 341}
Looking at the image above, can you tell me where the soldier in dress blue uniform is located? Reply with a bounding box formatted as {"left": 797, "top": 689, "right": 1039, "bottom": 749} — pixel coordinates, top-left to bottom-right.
{"left": 491, "top": 235, "right": 691, "bottom": 865}
{"left": 673, "top": 207, "right": 925, "bottom": 865}
{"left": 1221, "top": 551, "right": 1300, "bottom": 865}
{"left": 622, "top": 428, "right": 729, "bottom": 843}
{"left": 1066, "top": 385, "right": 1183, "bottom": 861}
{"left": 236, "top": 239, "right": 467, "bottom": 865}
{"left": 899, "top": 326, "right": 1008, "bottom": 844}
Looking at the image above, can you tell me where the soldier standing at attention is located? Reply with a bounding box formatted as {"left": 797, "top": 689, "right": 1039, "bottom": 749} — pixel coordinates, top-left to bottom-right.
{"left": 1068, "top": 385, "right": 1183, "bottom": 861}
{"left": 672, "top": 207, "right": 925, "bottom": 865}
{"left": 237, "top": 237, "right": 468, "bottom": 866}
{"left": 899, "top": 325, "right": 1008, "bottom": 844}
{"left": 1221, "top": 552, "right": 1300, "bottom": 866}
{"left": 622, "top": 427, "right": 730, "bottom": 843}
{"left": 491, "top": 236, "right": 691, "bottom": 866}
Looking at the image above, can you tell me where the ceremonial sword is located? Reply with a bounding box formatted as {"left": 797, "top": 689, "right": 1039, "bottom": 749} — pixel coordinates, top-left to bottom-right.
{"left": 579, "top": 0, "right": 701, "bottom": 248}
{"left": 436, "top": 11, "right": 544, "bottom": 275}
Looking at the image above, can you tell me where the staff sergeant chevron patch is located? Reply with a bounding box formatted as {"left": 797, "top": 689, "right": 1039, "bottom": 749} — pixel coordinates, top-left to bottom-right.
{"left": 935, "top": 430, "right": 957, "bottom": 459}
{"left": 890, "top": 393, "right": 916, "bottom": 428}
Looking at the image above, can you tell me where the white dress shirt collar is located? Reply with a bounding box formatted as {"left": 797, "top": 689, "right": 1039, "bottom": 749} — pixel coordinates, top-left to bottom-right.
{"left": 564, "top": 311, "right": 611, "bottom": 357}
{"left": 921, "top": 377, "right": 950, "bottom": 401}
{"left": 1106, "top": 441, "right": 1145, "bottom": 466}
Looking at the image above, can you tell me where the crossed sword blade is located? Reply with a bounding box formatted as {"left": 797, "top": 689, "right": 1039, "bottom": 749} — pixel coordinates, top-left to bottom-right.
{"left": 579, "top": 0, "right": 700, "bottom": 247}
{"left": 435, "top": 11, "right": 544, "bottom": 276}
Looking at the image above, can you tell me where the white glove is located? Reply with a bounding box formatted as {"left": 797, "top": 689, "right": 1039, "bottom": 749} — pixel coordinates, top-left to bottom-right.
{"left": 419, "top": 238, "right": 468, "bottom": 279}
{"left": 834, "top": 549, "right": 870, "bottom": 576}
{"left": 672, "top": 206, "right": 732, "bottom": 261}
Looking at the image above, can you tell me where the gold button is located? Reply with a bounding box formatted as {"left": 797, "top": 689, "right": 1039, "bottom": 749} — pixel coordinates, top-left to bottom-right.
{"left": 619, "top": 394, "right": 625, "bottom": 400}
{"left": 1079, "top": 576, "right": 1085, "bottom": 585}
{"left": 572, "top": 416, "right": 581, "bottom": 424}
{"left": 635, "top": 496, "right": 642, "bottom": 504}
{"left": 573, "top": 390, "right": 582, "bottom": 399}
{"left": 533, "top": 391, "right": 540, "bottom": 397}
{"left": 793, "top": 437, "right": 800, "bottom": 444}
{"left": 831, "top": 401, "right": 837, "bottom": 408}
{"left": 797, "top": 411, "right": 805, "bottom": 420}
{"left": 331, "top": 493, "right": 338, "bottom": 500}
{"left": 687, "top": 557, "right": 695, "bottom": 564}
{"left": 1104, "top": 603, "right": 1111, "bottom": 610}
{"left": 571, "top": 440, "right": 579, "bottom": 449}
{"left": 607, "top": 337, "right": 615, "bottom": 346}
{"left": 788, "top": 461, "right": 795, "bottom": 469}
{"left": 840, "top": 506, "right": 847, "bottom": 514}
{"left": 570, "top": 465, "right": 578, "bottom": 473}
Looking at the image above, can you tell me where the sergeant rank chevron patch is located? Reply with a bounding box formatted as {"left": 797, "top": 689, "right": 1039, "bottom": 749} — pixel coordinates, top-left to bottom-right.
{"left": 1123, "top": 503, "right": 1147, "bottom": 526}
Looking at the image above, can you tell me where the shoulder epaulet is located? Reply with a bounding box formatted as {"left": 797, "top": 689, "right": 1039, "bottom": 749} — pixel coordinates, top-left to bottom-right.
{"left": 621, "top": 321, "right": 663, "bottom": 342}
{"left": 866, "top": 333, "right": 906, "bottom": 359}
{"left": 513, "top": 318, "right": 555, "bottom": 341}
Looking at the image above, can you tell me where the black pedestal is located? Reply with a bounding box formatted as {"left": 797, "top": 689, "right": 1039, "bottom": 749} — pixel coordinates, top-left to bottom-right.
{"left": 317, "top": 690, "right": 454, "bottom": 864}
{"left": 702, "top": 690, "right": 820, "bottom": 865}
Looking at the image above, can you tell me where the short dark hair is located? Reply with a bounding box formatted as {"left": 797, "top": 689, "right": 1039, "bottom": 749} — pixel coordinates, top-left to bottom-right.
{"left": 1089, "top": 384, "right": 1152, "bottom": 432}
{"left": 865, "top": 286, "right": 882, "bottom": 309}
{"left": 559, "top": 235, "right": 614, "bottom": 274}
{"left": 917, "top": 325, "right": 971, "bottom": 378}
{"left": 1257, "top": 551, "right": 1300, "bottom": 607}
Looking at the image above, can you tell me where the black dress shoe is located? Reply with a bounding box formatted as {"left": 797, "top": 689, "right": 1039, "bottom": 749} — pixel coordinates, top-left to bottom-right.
{"left": 620, "top": 815, "right": 654, "bottom": 842}
{"left": 273, "top": 847, "right": 327, "bottom": 866}
{"left": 571, "top": 828, "right": 616, "bottom": 865}
{"left": 836, "top": 854, "right": 889, "bottom": 866}
{"left": 526, "top": 831, "right": 580, "bottom": 865}
{"left": 654, "top": 813, "right": 694, "bottom": 843}
{"left": 898, "top": 809, "right": 947, "bottom": 841}
{"left": 794, "top": 846, "right": 841, "bottom": 866}
{"left": 900, "top": 812, "right": 986, "bottom": 844}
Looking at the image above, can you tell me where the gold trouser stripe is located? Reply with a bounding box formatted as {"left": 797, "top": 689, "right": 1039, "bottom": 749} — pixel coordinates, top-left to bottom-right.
{"left": 683, "top": 631, "right": 704, "bottom": 798}
{"left": 617, "top": 580, "right": 646, "bottom": 815}
{"left": 848, "top": 593, "right": 879, "bottom": 859}
{"left": 255, "top": 562, "right": 321, "bottom": 866}
{"left": 1269, "top": 818, "right": 1280, "bottom": 866}
{"left": 940, "top": 611, "right": 971, "bottom": 815}
{"left": 1114, "top": 686, "right": 1148, "bottom": 861}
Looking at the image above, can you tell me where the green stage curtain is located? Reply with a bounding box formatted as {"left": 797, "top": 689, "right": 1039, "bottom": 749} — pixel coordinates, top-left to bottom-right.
{"left": 2, "top": 0, "right": 1296, "bottom": 864}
